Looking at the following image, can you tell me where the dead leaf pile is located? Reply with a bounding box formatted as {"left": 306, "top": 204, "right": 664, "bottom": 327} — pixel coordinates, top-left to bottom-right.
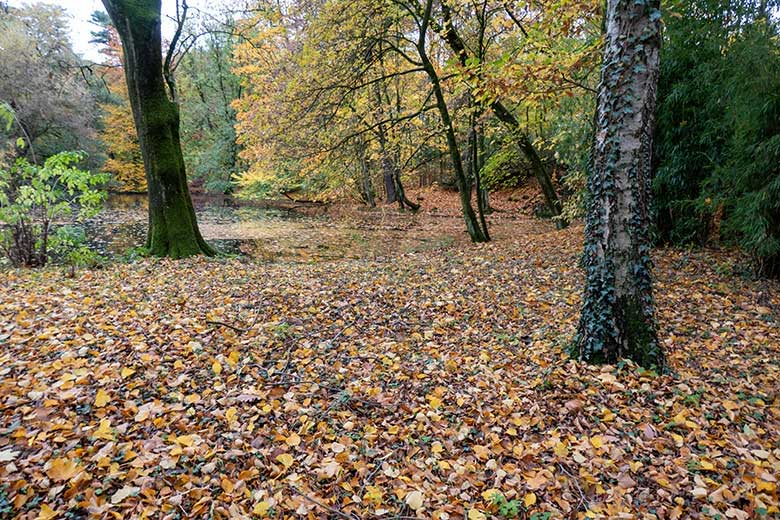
{"left": 1, "top": 215, "right": 779, "bottom": 519}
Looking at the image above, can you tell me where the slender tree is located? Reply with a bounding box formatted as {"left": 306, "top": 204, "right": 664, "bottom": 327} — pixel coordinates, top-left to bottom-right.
{"left": 438, "top": 1, "right": 566, "bottom": 228}
{"left": 576, "top": 0, "right": 664, "bottom": 367}
{"left": 101, "top": 0, "right": 214, "bottom": 257}
{"left": 411, "top": 0, "right": 488, "bottom": 242}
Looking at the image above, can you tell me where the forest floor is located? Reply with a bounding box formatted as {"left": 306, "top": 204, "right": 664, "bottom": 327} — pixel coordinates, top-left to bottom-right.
{"left": 1, "top": 187, "right": 780, "bottom": 520}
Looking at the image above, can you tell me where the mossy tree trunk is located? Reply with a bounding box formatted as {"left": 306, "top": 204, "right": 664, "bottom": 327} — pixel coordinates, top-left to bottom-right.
{"left": 576, "top": 0, "right": 665, "bottom": 368}
{"left": 101, "top": 0, "right": 215, "bottom": 258}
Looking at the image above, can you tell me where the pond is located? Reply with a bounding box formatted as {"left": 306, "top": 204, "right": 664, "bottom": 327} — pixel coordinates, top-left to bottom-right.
{"left": 81, "top": 193, "right": 457, "bottom": 262}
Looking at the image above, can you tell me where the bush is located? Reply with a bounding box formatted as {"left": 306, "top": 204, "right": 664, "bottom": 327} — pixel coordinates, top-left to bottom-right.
{"left": 480, "top": 145, "right": 529, "bottom": 191}
{"left": 653, "top": 1, "right": 780, "bottom": 276}
{"left": 0, "top": 151, "right": 108, "bottom": 267}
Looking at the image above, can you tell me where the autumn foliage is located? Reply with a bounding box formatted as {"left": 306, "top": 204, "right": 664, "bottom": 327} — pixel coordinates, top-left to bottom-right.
{"left": 99, "top": 28, "right": 146, "bottom": 193}
{"left": 1, "top": 211, "right": 779, "bottom": 518}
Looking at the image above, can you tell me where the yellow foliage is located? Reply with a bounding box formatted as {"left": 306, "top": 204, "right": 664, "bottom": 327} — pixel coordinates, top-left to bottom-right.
{"left": 99, "top": 29, "right": 146, "bottom": 192}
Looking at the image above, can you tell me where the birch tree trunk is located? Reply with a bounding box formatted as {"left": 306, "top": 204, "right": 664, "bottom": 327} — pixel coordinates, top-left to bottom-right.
{"left": 576, "top": 0, "right": 664, "bottom": 368}
{"left": 101, "top": 0, "right": 215, "bottom": 258}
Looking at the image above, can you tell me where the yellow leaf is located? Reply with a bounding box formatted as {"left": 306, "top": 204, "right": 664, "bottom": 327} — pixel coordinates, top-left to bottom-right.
{"left": 37, "top": 504, "right": 58, "bottom": 520}
{"left": 428, "top": 395, "right": 442, "bottom": 409}
{"left": 120, "top": 367, "right": 135, "bottom": 379}
{"left": 699, "top": 460, "right": 716, "bottom": 471}
{"left": 472, "top": 445, "right": 490, "bottom": 460}
{"left": 524, "top": 492, "right": 537, "bottom": 507}
{"left": 431, "top": 441, "right": 444, "bottom": 454}
{"left": 94, "top": 389, "right": 111, "bottom": 408}
{"left": 221, "top": 478, "right": 234, "bottom": 494}
{"left": 286, "top": 432, "right": 301, "bottom": 447}
{"left": 468, "top": 509, "right": 487, "bottom": 520}
{"left": 46, "top": 458, "right": 81, "bottom": 481}
{"left": 228, "top": 351, "right": 241, "bottom": 365}
{"left": 363, "top": 485, "right": 383, "bottom": 504}
{"left": 175, "top": 435, "right": 195, "bottom": 447}
{"left": 93, "top": 419, "right": 115, "bottom": 441}
{"left": 405, "top": 490, "right": 424, "bottom": 511}
{"left": 252, "top": 501, "right": 270, "bottom": 516}
{"left": 590, "top": 435, "right": 604, "bottom": 449}
{"left": 276, "top": 453, "right": 294, "bottom": 468}
{"left": 554, "top": 442, "right": 569, "bottom": 458}
{"left": 212, "top": 360, "right": 223, "bottom": 376}
{"left": 481, "top": 489, "right": 500, "bottom": 501}
{"left": 225, "top": 407, "right": 238, "bottom": 424}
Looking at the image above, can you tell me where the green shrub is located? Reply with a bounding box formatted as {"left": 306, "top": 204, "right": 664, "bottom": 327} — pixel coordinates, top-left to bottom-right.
{"left": 653, "top": 0, "right": 780, "bottom": 276}
{"left": 0, "top": 151, "right": 108, "bottom": 267}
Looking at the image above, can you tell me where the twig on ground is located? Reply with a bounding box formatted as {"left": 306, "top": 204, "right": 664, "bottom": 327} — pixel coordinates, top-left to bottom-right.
{"left": 288, "top": 486, "right": 358, "bottom": 520}
{"left": 205, "top": 319, "right": 247, "bottom": 334}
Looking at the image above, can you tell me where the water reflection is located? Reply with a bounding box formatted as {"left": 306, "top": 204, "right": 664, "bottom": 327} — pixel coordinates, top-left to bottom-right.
{"left": 85, "top": 193, "right": 304, "bottom": 257}
{"left": 79, "top": 193, "right": 452, "bottom": 263}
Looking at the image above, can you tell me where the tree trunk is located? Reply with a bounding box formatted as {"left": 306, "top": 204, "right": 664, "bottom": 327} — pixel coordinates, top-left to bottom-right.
{"left": 359, "top": 141, "right": 376, "bottom": 207}
{"left": 576, "top": 0, "right": 664, "bottom": 368}
{"left": 383, "top": 166, "right": 398, "bottom": 204}
{"left": 378, "top": 132, "right": 418, "bottom": 211}
{"left": 469, "top": 114, "right": 490, "bottom": 240}
{"left": 101, "top": 0, "right": 214, "bottom": 258}
{"left": 489, "top": 104, "right": 565, "bottom": 227}
{"left": 417, "top": 54, "right": 487, "bottom": 240}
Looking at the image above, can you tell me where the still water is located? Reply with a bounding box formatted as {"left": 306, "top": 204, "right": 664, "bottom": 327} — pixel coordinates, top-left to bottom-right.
{"left": 83, "top": 193, "right": 309, "bottom": 258}
{"left": 81, "top": 194, "right": 451, "bottom": 262}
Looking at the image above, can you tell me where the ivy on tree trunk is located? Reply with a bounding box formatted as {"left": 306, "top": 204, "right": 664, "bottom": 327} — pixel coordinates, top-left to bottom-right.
{"left": 101, "top": 0, "right": 215, "bottom": 258}
{"left": 576, "top": 0, "right": 664, "bottom": 368}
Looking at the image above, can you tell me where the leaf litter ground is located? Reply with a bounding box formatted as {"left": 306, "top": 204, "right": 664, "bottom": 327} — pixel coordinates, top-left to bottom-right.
{"left": 1, "top": 200, "right": 779, "bottom": 519}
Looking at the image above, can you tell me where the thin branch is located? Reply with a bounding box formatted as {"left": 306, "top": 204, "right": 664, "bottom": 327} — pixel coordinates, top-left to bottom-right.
{"left": 163, "top": 0, "right": 188, "bottom": 101}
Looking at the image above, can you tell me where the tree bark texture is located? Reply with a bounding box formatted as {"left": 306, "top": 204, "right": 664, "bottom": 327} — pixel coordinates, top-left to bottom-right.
{"left": 101, "top": 0, "right": 215, "bottom": 258}
{"left": 576, "top": 0, "right": 664, "bottom": 368}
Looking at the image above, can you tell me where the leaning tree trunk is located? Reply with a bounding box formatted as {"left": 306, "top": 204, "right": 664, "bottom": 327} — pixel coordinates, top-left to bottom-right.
{"left": 418, "top": 59, "right": 487, "bottom": 241}
{"left": 576, "top": 0, "right": 664, "bottom": 368}
{"left": 437, "top": 3, "right": 565, "bottom": 228}
{"left": 101, "top": 0, "right": 214, "bottom": 258}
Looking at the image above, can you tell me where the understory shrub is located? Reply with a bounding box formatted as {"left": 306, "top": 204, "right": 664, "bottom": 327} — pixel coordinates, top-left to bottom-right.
{"left": 0, "top": 151, "right": 108, "bottom": 267}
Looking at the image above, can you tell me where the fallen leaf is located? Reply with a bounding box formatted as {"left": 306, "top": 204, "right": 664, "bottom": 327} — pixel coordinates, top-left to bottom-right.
{"left": 405, "top": 490, "right": 424, "bottom": 511}
{"left": 93, "top": 418, "right": 115, "bottom": 441}
{"left": 468, "top": 509, "right": 486, "bottom": 520}
{"left": 0, "top": 449, "right": 19, "bottom": 462}
{"left": 110, "top": 485, "right": 140, "bottom": 504}
{"left": 37, "top": 504, "right": 58, "bottom": 520}
{"left": 276, "top": 453, "right": 294, "bottom": 469}
{"left": 286, "top": 432, "right": 301, "bottom": 447}
{"left": 94, "top": 389, "right": 111, "bottom": 408}
{"left": 46, "top": 458, "right": 81, "bottom": 481}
